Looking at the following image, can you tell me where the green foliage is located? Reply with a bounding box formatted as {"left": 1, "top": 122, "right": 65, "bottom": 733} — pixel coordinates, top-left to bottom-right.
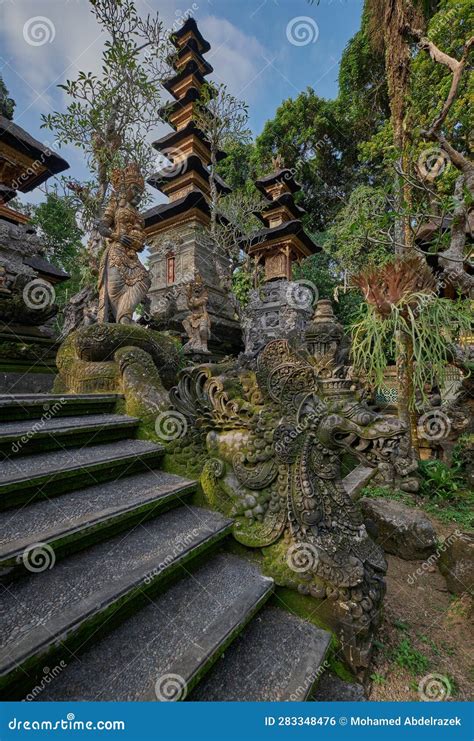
{"left": 250, "top": 1, "right": 394, "bottom": 235}
{"left": 370, "top": 672, "right": 386, "bottom": 685}
{"left": 451, "top": 434, "right": 473, "bottom": 472}
{"left": 393, "top": 619, "right": 409, "bottom": 632}
{"left": 418, "top": 460, "right": 465, "bottom": 501}
{"left": 196, "top": 82, "right": 251, "bottom": 152}
{"left": 361, "top": 483, "right": 474, "bottom": 530}
{"left": 217, "top": 141, "right": 255, "bottom": 190}
{"left": 231, "top": 266, "right": 254, "bottom": 308}
{"left": 252, "top": 90, "right": 360, "bottom": 233}
{"left": 0, "top": 74, "right": 15, "bottom": 120}
{"left": 359, "top": 0, "right": 473, "bottom": 242}
{"left": 361, "top": 485, "right": 412, "bottom": 504}
{"left": 42, "top": 0, "right": 171, "bottom": 227}
{"left": 409, "top": 0, "right": 472, "bottom": 165}
{"left": 337, "top": 4, "right": 390, "bottom": 137}
{"left": 350, "top": 293, "right": 473, "bottom": 405}
{"left": 392, "top": 638, "right": 430, "bottom": 675}
{"left": 293, "top": 252, "right": 364, "bottom": 328}
{"left": 30, "top": 191, "right": 85, "bottom": 303}
{"left": 323, "top": 185, "right": 394, "bottom": 273}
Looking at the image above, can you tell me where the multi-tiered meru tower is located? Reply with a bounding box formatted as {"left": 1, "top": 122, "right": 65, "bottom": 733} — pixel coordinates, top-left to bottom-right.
{"left": 249, "top": 161, "right": 320, "bottom": 281}
{"left": 143, "top": 18, "right": 242, "bottom": 356}
{"left": 241, "top": 162, "right": 321, "bottom": 355}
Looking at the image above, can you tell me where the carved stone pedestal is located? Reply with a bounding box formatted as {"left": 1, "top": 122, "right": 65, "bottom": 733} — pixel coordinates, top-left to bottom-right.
{"left": 146, "top": 220, "right": 242, "bottom": 357}
{"left": 242, "top": 280, "right": 314, "bottom": 356}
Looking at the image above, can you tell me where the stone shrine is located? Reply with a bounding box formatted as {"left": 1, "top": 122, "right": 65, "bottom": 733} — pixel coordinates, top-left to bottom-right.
{"left": 242, "top": 162, "right": 320, "bottom": 355}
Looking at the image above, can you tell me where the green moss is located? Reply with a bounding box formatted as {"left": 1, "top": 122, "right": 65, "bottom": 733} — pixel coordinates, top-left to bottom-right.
{"left": 272, "top": 587, "right": 357, "bottom": 682}
{"left": 200, "top": 461, "right": 233, "bottom": 516}
{"left": 73, "top": 323, "right": 181, "bottom": 390}
{"left": 0, "top": 340, "right": 56, "bottom": 369}
{"left": 225, "top": 539, "right": 266, "bottom": 566}
{"left": 274, "top": 586, "right": 334, "bottom": 633}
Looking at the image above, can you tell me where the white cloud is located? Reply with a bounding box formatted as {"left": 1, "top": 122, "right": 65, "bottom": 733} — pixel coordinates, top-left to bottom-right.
{"left": 199, "top": 15, "right": 269, "bottom": 101}
{"left": 1, "top": 0, "right": 104, "bottom": 115}
{"left": 1, "top": 3, "right": 269, "bottom": 115}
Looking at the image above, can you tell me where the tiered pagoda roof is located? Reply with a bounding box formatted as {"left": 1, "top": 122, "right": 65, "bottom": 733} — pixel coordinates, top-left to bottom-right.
{"left": 0, "top": 113, "right": 70, "bottom": 290}
{"left": 0, "top": 115, "right": 69, "bottom": 226}
{"left": 144, "top": 18, "right": 229, "bottom": 232}
{"left": 247, "top": 162, "right": 320, "bottom": 281}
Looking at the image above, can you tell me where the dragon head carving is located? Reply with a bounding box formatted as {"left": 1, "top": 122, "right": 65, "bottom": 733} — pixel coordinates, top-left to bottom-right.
{"left": 169, "top": 334, "right": 408, "bottom": 671}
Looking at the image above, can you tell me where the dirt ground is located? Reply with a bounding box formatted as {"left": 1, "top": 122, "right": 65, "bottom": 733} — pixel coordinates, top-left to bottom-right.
{"left": 368, "top": 515, "right": 473, "bottom": 702}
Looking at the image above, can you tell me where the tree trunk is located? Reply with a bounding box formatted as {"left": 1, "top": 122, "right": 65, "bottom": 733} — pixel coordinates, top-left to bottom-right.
{"left": 381, "top": 0, "right": 421, "bottom": 457}
{"left": 209, "top": 147, "right": 218, "bottom": 237}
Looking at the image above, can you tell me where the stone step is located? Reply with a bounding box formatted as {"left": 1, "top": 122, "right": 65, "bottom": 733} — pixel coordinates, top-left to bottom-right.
{"left": 190, "top": 605, "right": 332, "bottom": 701}
{"left": 342, "top": 464, "right": 375, "bottom": 500}
{"left": 0, "top": 471, "right": 196, "bottom": 576}
{"left": 0, "top": 394, "right": 121, "bottom": 422}
{"left": 0, "top": 414, "right": 139, "bottom": 458}
{"left": 0, "top": 439, "right": 165, "bottom": 510}
{"left": 313, "top": 672, "right": 366, "bottom": 701}
{"left": 32, "top": 553, "right": 273, "bottom": 701}
{"left": 0, "top": 506, "right": 233, "bottom": 699}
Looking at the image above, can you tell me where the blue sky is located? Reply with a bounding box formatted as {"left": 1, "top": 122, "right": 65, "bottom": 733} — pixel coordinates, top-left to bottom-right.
{"left": 1, "top": 0, "right": 363, "bottom": 202}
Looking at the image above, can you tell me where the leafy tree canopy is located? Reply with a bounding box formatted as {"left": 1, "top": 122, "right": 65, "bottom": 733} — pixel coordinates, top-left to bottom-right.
{"left": 0, "top": 75, "right": 15, "bottom": 120}
{"left": 252, "top": 90, "right": 358, "bottom": 233}
{"left": 30, "top": 191, "right": 85, "bottom": 301}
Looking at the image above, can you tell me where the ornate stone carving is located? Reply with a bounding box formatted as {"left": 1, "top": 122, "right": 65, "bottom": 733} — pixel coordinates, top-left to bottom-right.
{"left": 170, "top": 301, "right": 410, "bottom": 672}
{"left": 59, "top": 286, "right": 98, "bottom": 341}
{"left": 0, "top": 221, "right": 60, "bottom": 327}
{"left": 97, "top": 163, "right": 151, "bottom": 324}
{"left": 305, "top": 299, "right": 349, "bottom": 374}
{"left": 55, "top": 323, "right": 181, "bottom": 440}
{"left": 242, "top": 279, "right": 314, "bottom": 358}
{"left": 0, "top": 264, "right": 11, "bottom": 295}
{"left": 182, "top": 273, "right": 211, "bottom": 355}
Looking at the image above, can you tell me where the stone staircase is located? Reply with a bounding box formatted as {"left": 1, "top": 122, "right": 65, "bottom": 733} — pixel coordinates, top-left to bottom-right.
{"left": 0, "top": 393, "right": 333, "bottom": 702}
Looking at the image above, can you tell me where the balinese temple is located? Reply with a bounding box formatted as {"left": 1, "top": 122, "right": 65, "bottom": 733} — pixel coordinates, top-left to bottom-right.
{"left": 143, "top": 18, "right": 241, "bottom": 356}
{"left": 248, "top": 160, "right": 320, "bottom": 281}
{"left": 0, "top": 114, "right": 70, "bottom": 393}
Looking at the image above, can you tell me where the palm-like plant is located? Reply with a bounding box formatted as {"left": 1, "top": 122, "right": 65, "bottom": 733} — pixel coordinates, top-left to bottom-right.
{"left": 351, "top": 256, "right": 472, "bottom": 406}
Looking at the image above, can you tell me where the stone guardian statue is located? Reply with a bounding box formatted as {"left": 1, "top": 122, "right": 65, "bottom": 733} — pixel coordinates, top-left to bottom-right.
{"left": 97, "top": 163, "right": 150, "bottom": 324}
{"left": 182, "top": 273, "right": 211, "bottom": 354}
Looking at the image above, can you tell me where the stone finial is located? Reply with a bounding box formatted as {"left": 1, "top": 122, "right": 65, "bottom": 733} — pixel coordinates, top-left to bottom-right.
{"left": 271, "top": 153, "right": 284, "bottom": 170}
{"left": 305, "top": 299, "right": 349, "bottom": 380}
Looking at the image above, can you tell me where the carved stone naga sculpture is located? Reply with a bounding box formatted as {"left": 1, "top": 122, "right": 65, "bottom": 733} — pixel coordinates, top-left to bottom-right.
{"left": 169, "top": 300, "right": 409, "bottom": 672}
{"left": 182, "top": 273, "right": 211, "bottom": 354}
{"left": 97, "top": 162, "right": 151, "bottom": 324}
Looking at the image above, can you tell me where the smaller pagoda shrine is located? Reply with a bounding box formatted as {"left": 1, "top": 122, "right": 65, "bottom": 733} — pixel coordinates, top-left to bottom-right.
{"left": 242, "top": 159, "right": 321, "bottom": 356}
{"left": 0, "top": 113, "right": 70, "bottom": 392}
{"left": 248, "top": 157, "right": 319, "bottom": 282}
{"left": 144, "top": 18, "right": 241, "bottom": 356}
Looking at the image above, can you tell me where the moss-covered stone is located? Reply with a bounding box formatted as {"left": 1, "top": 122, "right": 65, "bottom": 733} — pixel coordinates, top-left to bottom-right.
{"left": 270, "top": 588, "right": 356, "bottom": 682}
{"left": 115, "top": 346, "right": 170, "bottom": 441}
{"left": 72, "top": 323, "right": 182, "bottom": 390}
{"left": 55, "top": 324, "right": 183, "bottom": 435}
{"left": 0, "top": 340, "right": 56, "bottom": 370}
{"left": 55, "top": 333, "right": 119, "bottom": 394}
